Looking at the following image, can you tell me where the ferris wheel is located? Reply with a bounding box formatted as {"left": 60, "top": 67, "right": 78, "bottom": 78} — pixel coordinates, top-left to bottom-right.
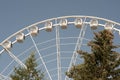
{"left": 0, "top": 15, "right": 120, "bottom": 80}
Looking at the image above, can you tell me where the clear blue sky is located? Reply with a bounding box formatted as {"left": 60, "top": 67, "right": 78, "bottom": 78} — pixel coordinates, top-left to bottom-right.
{"left": 0, "top": 0, "right": 120, "bottom": 42}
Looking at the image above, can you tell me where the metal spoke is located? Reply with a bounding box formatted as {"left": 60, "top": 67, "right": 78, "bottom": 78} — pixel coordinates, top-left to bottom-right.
{"left": 0, "top": 73, "right": 11, "bottom": 80}
{"left": 1, "top": 60, "right": 14, "bottom": 74}
{"left": 55, "top": 19, "right": 62, "bottom": 80}
{"left": 73, "top": 21, "right": 87, "bottom": 64}
{"left": 27, "top": 29, "right": 52, "bottom": 80}
{"left": 1, "top": 45, "right": 27, "bottom": 69}
{"left": 0, "top": 49, "right": 4, "bottom": 55}
{"left": 65, "top": 17, "right": 87, "bottom": 80}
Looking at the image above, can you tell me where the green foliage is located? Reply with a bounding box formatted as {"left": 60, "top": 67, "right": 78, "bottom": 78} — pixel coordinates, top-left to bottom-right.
{"left": 10, "top": 52, "right": 44, "bottom": 80}
{"left": 66, "top": 30, "right": 120, "bottom": 80}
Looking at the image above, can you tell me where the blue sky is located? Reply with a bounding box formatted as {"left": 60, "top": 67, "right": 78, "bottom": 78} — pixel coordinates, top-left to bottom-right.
{"left": 0, "top": 0, "right": 120, "bottom": 42}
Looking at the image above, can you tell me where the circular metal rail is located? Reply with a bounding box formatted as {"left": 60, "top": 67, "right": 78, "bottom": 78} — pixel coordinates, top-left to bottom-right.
{"left": 1, "top": 15, "right": 120, "bottom": 46}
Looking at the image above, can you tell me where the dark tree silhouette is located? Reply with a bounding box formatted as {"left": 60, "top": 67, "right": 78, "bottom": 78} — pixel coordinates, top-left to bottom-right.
{"left": 11, "top": 52, "right": 44, "bottom": 80}
{"left": 66, "top": 30, "right": 120, "bottom": 80}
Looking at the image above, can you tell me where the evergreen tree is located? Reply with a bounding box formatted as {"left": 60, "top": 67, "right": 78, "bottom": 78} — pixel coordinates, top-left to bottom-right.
{"left": 66, "top": 30, "right": 120, "bottom": 80}
{"left": 11, "top": 52, "right": 44, "bottom": 80}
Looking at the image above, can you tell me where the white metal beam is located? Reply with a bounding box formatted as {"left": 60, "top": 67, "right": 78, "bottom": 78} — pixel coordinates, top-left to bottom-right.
{"left": 55, "top": 19, "right": 62, "bottom": 80}
{"left": 65, "top": 17, "right": 87, "bottom": 80}
{"left": 0, "top": 74, "right": 11, "bottom": 80}
{"left": 27, "top": 29, "right": 52, "bottom": 80}
{"left": 1, "top": 45, "right": 27, "bottom": 69}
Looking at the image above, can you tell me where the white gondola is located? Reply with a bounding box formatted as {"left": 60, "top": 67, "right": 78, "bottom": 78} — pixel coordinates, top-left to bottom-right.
{"left": 60, "top": 19, "right": 67, "bottom": 29}
{"left": 104, "top": 22, "right": 113, "bottom": 31}
{"left": 118, "top": 31, "right": 120, "bottom": 36}
{"left": 16, "top": 33, "right": 25, "bottom": 43}
{"left": 45, "top": 21, "right": 52, "bottom": 32}
{"left": 74, "top": 18, "right": 83, "bottom": 28}
{"left": 90, "top": 19, "right": 98, "bottom": 30}
{"left": 2, "top": 41, "right": 12, "bottom": 50}
{"left": 29, "top": 26, "right": 39, "bottom": 36}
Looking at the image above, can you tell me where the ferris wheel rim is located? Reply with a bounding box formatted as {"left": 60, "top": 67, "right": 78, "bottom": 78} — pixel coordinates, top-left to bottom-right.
{"left": 1, "top": 15, "right": 120, "bottom": 46}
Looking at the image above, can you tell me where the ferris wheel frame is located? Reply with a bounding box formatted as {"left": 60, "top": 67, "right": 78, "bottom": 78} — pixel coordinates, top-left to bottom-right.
{"left": 0, "top": 15, "right": 120, "bottom": 80}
